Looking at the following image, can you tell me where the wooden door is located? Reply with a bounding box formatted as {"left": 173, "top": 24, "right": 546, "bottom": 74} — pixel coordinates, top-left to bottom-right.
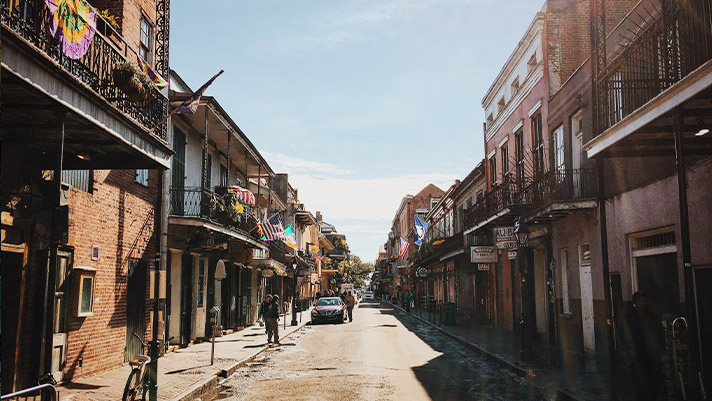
{"left": 180, "top": 253, "right": 192, "bottom": 346}
{"left": 125, "top": 260, "right": 147, "bottom": 362}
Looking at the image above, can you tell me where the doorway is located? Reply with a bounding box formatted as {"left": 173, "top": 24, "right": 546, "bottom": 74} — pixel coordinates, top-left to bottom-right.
{"left": 125, "top": 259, "right": 147, "bottom": 362}
{"left": 51, "top": 248, "right": 73, "bottom": 381}
{"left": 634, "top": 252, "right": 680, "bottom": 317}
{"left": 179, "top": 253, "right": 192, "bottom": 346}
{"left": 579, "top": 244, "right": 595, "bottom": 355}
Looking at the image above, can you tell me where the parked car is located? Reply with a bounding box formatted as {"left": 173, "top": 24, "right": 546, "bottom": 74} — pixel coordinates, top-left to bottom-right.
{"left": 363, "top": 291, "right": 375, "bottom": 301}
{"left": 311, "top": 297, "right": 347, "bottom": 324}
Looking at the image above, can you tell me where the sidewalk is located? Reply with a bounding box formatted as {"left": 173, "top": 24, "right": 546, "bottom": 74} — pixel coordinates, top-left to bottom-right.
{"left": 386, "top": 300, "right": 618, "bottom": 401}
{"left": 59, "top": 314, "right": 308, "bottom": 401}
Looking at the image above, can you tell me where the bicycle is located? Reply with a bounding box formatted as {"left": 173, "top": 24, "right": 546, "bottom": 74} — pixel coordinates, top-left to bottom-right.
{"left": 122, "top": 333, "right": 174, "bottom": 401}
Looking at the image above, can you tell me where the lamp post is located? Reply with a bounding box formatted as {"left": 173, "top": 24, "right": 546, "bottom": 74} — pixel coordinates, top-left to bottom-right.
{"left": 291, "top": 256, "right": 298, "bottom": 326}
{"left": 515, "top": 218, "right": 535, "bottom": 362}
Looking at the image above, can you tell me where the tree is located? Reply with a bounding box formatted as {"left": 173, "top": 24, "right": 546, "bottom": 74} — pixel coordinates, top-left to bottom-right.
{"left": 342, "top": 255, "right": 374, "bottom": 289}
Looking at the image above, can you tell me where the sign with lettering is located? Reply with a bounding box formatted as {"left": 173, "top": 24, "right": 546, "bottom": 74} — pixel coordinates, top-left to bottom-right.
{"left": 416, "top": 267, "right": 428, "bottom": 278}
{"left": 261, "top": 269, "right": 274, "bottom": 278}
{"left": 508, "top": 251, "right": 518, "bottom": 260}
{"left": 494, "top": 226, "right": 518, "bottom": 249}
{"left": 477, "top": 264, "right": 490, "bottom": 271}
{"left": 471, "top": 246, "right": 497, "bottom": 263}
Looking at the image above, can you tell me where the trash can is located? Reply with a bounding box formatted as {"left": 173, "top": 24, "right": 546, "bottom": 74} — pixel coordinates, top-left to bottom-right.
{"left": 441, "top": 302, "right": 457, "bottom": 326}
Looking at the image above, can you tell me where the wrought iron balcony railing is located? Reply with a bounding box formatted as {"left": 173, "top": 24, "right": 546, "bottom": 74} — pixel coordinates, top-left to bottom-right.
{"left": 595, "top": 0, "right": 712, "bottom": 135}
{"left": 1, "top": 0, "right": 169, "bottom": 143}
{"left": 169, "top": 186, "right": 259, "bottom": 238}
{"left": 462, "top": 169, "right": 597, "bottom": 231}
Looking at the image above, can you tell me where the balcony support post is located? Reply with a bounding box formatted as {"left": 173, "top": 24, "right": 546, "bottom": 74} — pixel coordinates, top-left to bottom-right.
{"left": 256, "top": 164, "right": 262, "bottom": 218}
{"left": 673, "top": 110, "right": 704, "bottom": 397}
{"left": 226, "top": 130, "right": 231, "bottom": 181}
{"left": 595, "top": 157, "right": 618, "bottom": 400}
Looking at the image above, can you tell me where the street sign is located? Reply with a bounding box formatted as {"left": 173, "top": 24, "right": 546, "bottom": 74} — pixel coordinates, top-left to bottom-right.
{"left": 477, "top": 264, "right": 490, "bottom": 271}
{"left": 508, "top": 251, "right": 518, "bottom": 260}
{"left": 416, "top": 267, "right": 428, "bottom": 278}
{"left": 494, "top": 226, "right": 518, "bottom": 249}
{"left": 471, "top": 246, "right": 497, "bottom": 263}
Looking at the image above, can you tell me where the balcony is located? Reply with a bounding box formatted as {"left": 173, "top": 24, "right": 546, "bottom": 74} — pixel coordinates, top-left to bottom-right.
{"left": 589, "top": 0, "right": 712, "bottom": 158}
{"left": 462, "top": 170, "right": 597, "bottom": 232}
{"left": 2, "top": 0, "right": 168, "bottom": 143}
{"left": 169, "top": 186, "right": 261, "bottom": 241}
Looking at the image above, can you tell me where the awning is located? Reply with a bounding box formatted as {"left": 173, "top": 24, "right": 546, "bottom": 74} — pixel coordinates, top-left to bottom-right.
{"left": 228, "top": 185, "right": 256, "bottom": 206}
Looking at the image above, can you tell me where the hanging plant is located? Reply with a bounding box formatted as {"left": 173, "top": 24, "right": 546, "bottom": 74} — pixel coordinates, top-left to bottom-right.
{"left": 112, "top": 62, "right": 153, "bottom": 102}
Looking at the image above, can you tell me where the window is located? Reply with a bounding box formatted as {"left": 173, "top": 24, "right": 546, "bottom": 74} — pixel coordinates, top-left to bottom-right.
{"left": 515, "top": 129, "right": 525, "bottom": 190}
{"left": 571, "top": 110, "right": 583, "bottom": 137}
{"left": 136, "top": 169, "right": 149, "bottom": 186}
{"left": 560, "top": 249, "right": 571, "bottom": 315}
{"left": 532, "top": 112, "right": 544, "bottom": 175}
{"left": 489, "top": 156, "right": 497, "bottom": 186}
{"left": 554, "top": 125, "right": 565, "bottom": 175}
{"left": 62, "top": 170, "right": 93, "bottom": 193}
{"left": 497, "top": 97, "right": 506, "bottom": 114}
{"left": 197, "top": 259, "right": 206, "bottom": 307}
{"left": 511, "top": 77, "right": 520, "bottom": 94}
{"left": 219, "top": 164, "right": 228, "bottom": 187}
{"left": 501, "top": 145, "right": 509, "bottom": 179}
{"left": 527, "top": 53, "right": 538, "bottom": 74}
{"left": 77, "top": 273, "right": 95, "bottom": 317}
{"left": 139, "top": 18, "right": 152, "bottom": 62}
{"left": 579, "top": 243, "right": 591, "bottom": 266}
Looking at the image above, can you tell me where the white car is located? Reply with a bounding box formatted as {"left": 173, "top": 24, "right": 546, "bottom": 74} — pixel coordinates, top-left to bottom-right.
{"left": 363, "top": 291, "right": 375, "bottom": 300}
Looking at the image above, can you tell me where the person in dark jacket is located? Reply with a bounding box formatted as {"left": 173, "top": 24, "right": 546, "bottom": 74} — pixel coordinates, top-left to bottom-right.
{"left": 265, "top": 294, "right": 281, "bottom": 345}
{"left": 622, "top": 291, "right": 666, "bottom": 401}
{"left": 260, "top": 294, "right": 272, "bottom": 332}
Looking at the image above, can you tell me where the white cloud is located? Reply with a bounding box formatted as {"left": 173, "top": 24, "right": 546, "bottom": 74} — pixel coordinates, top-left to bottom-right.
{"left": 261, "top": 151, "right": 350, "bottom": 175}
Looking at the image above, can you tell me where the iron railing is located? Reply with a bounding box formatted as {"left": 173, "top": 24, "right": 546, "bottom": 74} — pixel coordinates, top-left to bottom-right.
{"left": 1, "top": 0, "right": 169, "bottom": 143}
{"left": 169, "top": 186, "right": 259, "bottom": 237}
{"left": 595, "top": 0, "right": 712, "bottom": 135}
{"left": 0, "top": 384, "right": 58, "bottom": 401}
{"left": 462, "top": 169, "right": 597, "bottom": 231}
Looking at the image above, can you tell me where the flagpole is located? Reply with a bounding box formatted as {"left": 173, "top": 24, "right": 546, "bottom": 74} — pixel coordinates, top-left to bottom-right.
{"left": 151, "top": 70, "right": 225, "bottom": 132}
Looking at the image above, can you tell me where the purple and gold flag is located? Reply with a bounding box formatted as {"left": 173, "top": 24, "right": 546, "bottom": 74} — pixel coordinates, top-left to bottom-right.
{"left": 136, "top": 54, "right": 167, "bottom": 89}
{"left": 45, "top": 0, "right": 97, "bottom": 59}
{"left": 175, "top": 70, "right": 224, "bottom": 115}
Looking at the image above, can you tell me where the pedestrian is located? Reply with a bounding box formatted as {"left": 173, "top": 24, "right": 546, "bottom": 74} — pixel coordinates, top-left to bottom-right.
{"left": 404, "top": 290, "right": 413, "bottom": 313}
{"left": 265, "top": 294, "right": 281, "bottom": 345}
{"left": 344, "top": 291, "right": 356, "bottom": 322}
{"left": 316, "top": 291, "right": 321, "bottom": 300}
{"left": 622, "top": 291, "right": 665, "bottom": 401}
{"left": 260, "top": 294, "right": 272, "bottom": 331}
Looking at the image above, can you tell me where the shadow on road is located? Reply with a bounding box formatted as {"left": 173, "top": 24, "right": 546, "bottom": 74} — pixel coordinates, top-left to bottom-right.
{"left": 370, "top": 301, "right": 544, "bottom": 401}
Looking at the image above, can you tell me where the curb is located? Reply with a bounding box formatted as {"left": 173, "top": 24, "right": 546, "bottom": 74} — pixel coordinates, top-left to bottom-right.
{"left": 384, "top": 300, "right": 584, "bottom": 401}
{"left": 170, "top": 320, "right": 309, "bottom": 401}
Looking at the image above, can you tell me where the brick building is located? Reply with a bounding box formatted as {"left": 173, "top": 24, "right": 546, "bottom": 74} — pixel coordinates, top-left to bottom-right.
{"left": 2, "top": 0, "right": 170, "bottom": 391}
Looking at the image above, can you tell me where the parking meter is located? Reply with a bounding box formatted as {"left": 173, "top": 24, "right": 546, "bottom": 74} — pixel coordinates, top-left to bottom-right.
{"left": 210, "top": 306, "right": 220, "bottom": 365}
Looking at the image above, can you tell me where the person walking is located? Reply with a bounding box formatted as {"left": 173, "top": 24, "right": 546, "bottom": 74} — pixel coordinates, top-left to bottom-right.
{"left": 265, "top": 294, "right": 281, "bottom": 345}
{"left": 404, "top": 290, "right": 413, "bottom": 313}
{"left": 622, "top": 291, "right": 665, "bottom": 401}
{"left": 345, "top": 291, "right": 356, "bottom": 322}
{"left": 260, "top": 294, "right": 272, "bottom": 331}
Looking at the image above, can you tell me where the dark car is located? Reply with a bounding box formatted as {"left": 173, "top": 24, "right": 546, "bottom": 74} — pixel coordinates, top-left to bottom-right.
{"left": 311, "top": 297, "right": 347, "bottom": 324}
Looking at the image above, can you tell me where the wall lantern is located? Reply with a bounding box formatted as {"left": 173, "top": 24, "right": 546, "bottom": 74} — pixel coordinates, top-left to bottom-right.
{"left": 514, "top": 218, "right": 530, "bottom": 247}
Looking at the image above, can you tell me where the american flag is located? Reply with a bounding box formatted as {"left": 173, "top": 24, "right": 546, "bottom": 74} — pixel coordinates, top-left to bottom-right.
{"left": 399, "top": 237, "right": 409, "bottom": 258}
{"left": 262, "top": 213, "right": 286, "bottom": 241}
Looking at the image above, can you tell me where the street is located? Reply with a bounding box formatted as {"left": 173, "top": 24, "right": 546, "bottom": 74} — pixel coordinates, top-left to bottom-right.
{"left": 207, "top": 301, "right": 545, "bottom": 401}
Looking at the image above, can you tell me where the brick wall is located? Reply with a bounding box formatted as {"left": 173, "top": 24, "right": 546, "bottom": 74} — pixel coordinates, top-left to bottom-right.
{"left": 64, "top": 169, "right": 159, "bottom": 380}
{"left": 90, "top": 0, "right": 159, "bottom": 65}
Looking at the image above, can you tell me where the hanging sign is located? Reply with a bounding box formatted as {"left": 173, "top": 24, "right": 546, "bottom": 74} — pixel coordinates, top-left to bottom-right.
{"left": 471, "top": 246, "right": 497, "bottom": 263}
{"left": 477, "top": 264, "right": 490, "bottom": 271}
{"left": 508, "top": 251, "right": 518, "bottom": 260}
{"left": 494, "top": 226, "right": 518, "bottom": 249}
{"left": 261, "top": 269, "right": 274, "bottom": 278}
{"left": 416, "top": 267, "right": 428, "bottom": 278}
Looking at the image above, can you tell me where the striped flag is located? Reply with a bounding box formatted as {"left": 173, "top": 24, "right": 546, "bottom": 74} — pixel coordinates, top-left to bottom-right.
{"left": 399, "top": 237, "right": 409, "bottom": 258}
{"left": 262, "top": 213, "right": 286, "bottom": 241}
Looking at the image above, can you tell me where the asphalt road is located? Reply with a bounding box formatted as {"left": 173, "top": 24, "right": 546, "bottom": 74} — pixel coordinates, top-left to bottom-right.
{"left": 205, "top": 300, "right": 546, "bottom": 401}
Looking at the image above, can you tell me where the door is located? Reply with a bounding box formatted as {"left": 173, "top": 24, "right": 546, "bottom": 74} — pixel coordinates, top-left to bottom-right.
{"left": 635, "top": 253, "right": 680, "bottom": 317}
{"left": 534, "top": 249, "right": 548, "bottom": 335}
{"left": 51, "top": 248, "right": 73, "bottom": 381}
{"left": 179, "top": 253, "right": 192, "bottom": 346}
{"left": 125, "top": 260, "right": 147, "bottom": 362}
{"left": 171, "top": 129, "right": 186, "bottom": 215}
{"left": 580, "top": 264, "right": 595, "bottom": 354}
{"left": 195, "top": 258, "right": 207, "bottom": 338}
{"left": 239, "top": 268, "right": 252, "bottom": 326}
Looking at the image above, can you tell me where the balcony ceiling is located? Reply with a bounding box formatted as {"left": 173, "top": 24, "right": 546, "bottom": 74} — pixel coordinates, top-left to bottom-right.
{"left": 2, "top": 73, "right": 169, "bottom": 170}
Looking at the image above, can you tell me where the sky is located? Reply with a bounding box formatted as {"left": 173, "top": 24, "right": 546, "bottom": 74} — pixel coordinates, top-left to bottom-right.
{"left": 171, "top": 0, "right": 545, "bottom": 262}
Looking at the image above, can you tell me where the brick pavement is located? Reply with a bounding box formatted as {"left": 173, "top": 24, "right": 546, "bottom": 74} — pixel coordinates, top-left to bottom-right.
{"left": 59, "top": 316, "right": 308, "bottom": 401}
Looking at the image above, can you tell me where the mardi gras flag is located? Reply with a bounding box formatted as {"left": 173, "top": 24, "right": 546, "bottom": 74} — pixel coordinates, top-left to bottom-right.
{"left": 136, "top": 54, "right": 167, "bottom": 89}
{"left": 45, "top": 0, "right": 97, "bottom": 59}
{"left": 175, "top": 70, "right": 224, "bottom": 115}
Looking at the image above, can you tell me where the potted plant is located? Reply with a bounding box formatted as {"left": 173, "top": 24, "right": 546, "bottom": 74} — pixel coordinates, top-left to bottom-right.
{"left": 112, "top": 62, "right": 152, "bottom": 102}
